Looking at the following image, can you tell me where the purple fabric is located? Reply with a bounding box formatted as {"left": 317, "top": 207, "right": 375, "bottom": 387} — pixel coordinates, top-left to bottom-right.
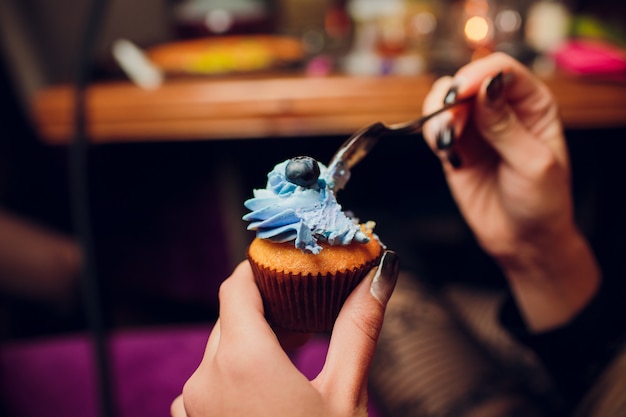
{"left": 0, "top": 326, "right": 381, "bottom": 417}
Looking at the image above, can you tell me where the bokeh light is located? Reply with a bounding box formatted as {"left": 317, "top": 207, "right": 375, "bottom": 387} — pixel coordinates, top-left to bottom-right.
{"left": 464, "top": 15, "right": 491, "bottom": 45}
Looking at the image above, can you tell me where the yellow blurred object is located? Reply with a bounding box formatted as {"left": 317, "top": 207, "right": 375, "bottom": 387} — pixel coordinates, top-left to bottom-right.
{"left": 146, "top": 35, "right": 305, "bottom": 75}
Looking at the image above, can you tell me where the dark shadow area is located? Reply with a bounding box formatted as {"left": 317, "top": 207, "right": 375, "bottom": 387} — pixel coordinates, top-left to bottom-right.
{"left": 3, "top": 89, "right": 626, "bottom": 337}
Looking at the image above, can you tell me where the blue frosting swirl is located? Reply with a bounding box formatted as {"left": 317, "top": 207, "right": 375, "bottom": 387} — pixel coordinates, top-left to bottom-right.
{"left": 243, "top": 159, "right": 369, "bottom": 254}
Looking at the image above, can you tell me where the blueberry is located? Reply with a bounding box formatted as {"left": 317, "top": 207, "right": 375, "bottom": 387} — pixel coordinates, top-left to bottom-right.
{"left": 285, "top": 156, "right": 320, "bottom": 188}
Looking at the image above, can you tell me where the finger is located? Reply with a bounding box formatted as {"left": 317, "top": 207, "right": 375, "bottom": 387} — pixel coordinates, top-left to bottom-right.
{"left": 170, "top": 394, "right": 187, "bottom": 417}
{"left": 422, "top": 76, "right": 470, "bottom": 168}
{"left": 422, "top": 76, "right": 454, "bottom": 148}
{"left": 473, "top": 72, "right": 551, "bottom": 172}
{"left": 445, "top": 53, "right": 567, "bottom": 168}
{"left": 217, "top": 260, "right": 277, "bottom": 345}
{"left": 474, "top": 71, "right": 567, "bottom": 174}
{"left": 203, "top": 319, "right": 221, "bottom": 359}
{"left": 445, "top": 52, "right": 542, "bottom": 104}
{"left": 316, "top": 251, "right": 399, "bottom": 402}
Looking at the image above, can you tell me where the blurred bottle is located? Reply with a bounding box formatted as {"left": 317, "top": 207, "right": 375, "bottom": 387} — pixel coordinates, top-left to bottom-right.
{"left": 389, "top": 0, "right": 440, "bottom": 75}
{"left": 343, "top": 0, "right": 397, "bottom": 75}
{"left": 344, "top": 0, "right": 434, "bottom": 76}
{"left": 525, "top": 0, "right": 571, "bottom": 54}
{"left": 170, "top": 0, "right": 276, "bottom": 38}
{"left": 273, "top": 0, "right": 352, "bottom": 75}
{"left": 404, "top": 0, "right": 439, "bottom": 58}
{"left": 492, "top": 0, "right": 526, "bottom": 58}
{"left": 524, "top": 0, "right": 571, "bottom": 74}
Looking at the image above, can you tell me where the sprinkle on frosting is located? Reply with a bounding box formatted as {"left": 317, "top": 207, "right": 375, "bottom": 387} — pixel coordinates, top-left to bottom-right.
{"left": 243, "top": 157, "right": 370, "bottom": 254}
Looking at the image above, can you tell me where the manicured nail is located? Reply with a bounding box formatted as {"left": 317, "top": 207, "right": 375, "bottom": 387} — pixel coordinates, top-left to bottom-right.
{"left": 443, "top": 86, "right": 458, "bottom": 105}
{"left": 486, "top": 71, "right": 505, "bottom": 103}
{"left": 447, "top": 150, "right": 463, "bottom": 168}
{"left": 371, "top": 250, "right": 399, "bottom": 305}
{"left": 436, "top": 124, "right": 455, "bottom": 150}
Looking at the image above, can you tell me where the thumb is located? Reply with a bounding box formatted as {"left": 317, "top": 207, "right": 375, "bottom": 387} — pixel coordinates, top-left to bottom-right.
{"left": 475, "top": 72, "right": 552, "bottom": 172}
{"left": 315, "top": 251, "right": 399, "bottom": 403}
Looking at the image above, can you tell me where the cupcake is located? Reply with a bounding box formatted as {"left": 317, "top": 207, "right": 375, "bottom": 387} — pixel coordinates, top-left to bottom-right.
{"left": 243, "top": 156, "right": 384, "bottom": 332}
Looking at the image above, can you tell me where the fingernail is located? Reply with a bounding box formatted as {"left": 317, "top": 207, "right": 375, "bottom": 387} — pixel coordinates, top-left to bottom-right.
{"left": 443, "top": 86, "right": 458, "bottom": 105}
{"left": 486, "top": 71, "right": 505, "bottom": 104}
{"left": 371, "top": 250, "right": 399, "bottom": 305}
{"left": 446, "top": 150, "right": 463, "bottom": 169}
{"left": 436, "top": 124, "right": 455, "bottom": 150}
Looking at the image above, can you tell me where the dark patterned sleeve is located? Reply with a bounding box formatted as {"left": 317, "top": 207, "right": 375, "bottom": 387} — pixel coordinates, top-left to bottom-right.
{"left": 499, "top": 281, "right": 626, "bottom": 414}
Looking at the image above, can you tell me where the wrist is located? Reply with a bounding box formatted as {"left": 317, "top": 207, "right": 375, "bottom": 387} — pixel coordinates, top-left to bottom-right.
{"left": 495, "top": 227, "right": 601, "bottom": 333}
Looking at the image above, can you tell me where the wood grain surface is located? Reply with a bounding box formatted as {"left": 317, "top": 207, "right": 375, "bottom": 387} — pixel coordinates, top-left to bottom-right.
{"left": 31, "top": 73, "right": 626, "bottom": 144}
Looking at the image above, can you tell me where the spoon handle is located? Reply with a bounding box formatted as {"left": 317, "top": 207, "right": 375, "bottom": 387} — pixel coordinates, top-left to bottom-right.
{"left": 388, "top": 95, "right": 475, "bottom": 135}
{"left": 327, "top": 94, "right": 475, "bottom": 191}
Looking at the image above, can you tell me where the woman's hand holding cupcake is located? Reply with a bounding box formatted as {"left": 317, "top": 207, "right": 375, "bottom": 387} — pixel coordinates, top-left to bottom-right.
{"left": 171, "top": 253, "right": 399, "bottom": 417}
{"left": 421, "top": 52, "right": 600, "bottom": 333}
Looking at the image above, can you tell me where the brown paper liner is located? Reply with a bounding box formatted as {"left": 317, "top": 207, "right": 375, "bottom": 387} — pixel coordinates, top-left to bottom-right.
{"left": 248, "top": 252, "right": 382, "bottom": 333}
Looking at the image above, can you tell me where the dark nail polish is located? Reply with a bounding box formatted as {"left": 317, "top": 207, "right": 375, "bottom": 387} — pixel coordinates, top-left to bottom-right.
{"left": 447, "top": 150, "right": 462, "bottom": 168}
{"left": 486, "top": 71, "right": 504, "bottom": 103}
{"left": 443, "top": 86, "right": 458, "bottom": 105}
{"left": 371, "top": 250, "right": 399, "bottom": 305}
{"left": 436, "top": 125, "right": 455, "bottom": 150}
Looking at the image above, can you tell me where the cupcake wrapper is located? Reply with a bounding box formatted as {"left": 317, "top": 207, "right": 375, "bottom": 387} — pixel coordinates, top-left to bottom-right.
{"left": 248, "top": 255, "right": 381, "bottom": 333}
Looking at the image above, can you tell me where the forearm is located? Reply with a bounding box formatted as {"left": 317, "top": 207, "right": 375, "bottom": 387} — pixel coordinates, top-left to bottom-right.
{"left": 496, "top": 227, "right": 601, "bottom": 333}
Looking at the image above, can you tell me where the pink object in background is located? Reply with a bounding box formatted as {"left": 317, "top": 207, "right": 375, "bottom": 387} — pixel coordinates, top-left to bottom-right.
{"left": 552, "top": 39, "right": 626, "bottom": 81}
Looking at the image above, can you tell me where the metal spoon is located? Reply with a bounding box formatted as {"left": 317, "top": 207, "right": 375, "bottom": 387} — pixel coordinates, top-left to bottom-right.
{"left": 327, "top": 95, "right": 474, "bottom": 191}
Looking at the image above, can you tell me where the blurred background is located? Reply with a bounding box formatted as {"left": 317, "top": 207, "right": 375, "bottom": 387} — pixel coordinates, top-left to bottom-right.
{"left": 0, "top": 0, "right": 625, "bottom": 416}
